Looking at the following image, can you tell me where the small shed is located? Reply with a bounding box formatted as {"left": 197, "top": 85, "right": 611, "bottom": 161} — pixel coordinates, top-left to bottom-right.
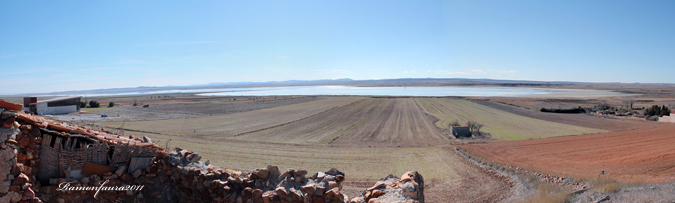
{"left": 451, "top": 126, "right": 472, "bottom": 138}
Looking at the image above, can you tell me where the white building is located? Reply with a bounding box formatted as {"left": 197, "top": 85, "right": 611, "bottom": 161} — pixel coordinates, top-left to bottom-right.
{"left": 26, "top": 96, "right": 81, "bottom": 115}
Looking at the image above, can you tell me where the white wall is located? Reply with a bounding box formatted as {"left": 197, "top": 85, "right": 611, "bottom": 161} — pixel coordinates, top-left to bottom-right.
{"left": 37, "top": 105, "right": 78, "bottom": 115}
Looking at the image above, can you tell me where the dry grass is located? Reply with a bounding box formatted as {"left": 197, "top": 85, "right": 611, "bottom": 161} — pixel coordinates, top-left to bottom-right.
{"left": 519, "top": 183, "right": 572, "bottom": 203}
{"left": 416, "top": 98, "right": 605, "bottom": 141}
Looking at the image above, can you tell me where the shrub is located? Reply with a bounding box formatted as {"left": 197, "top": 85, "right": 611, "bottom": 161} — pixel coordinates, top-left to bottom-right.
{"left": 89, "top": 100, "right": 100, "bottom": 108}
{"left": 79, "top": 101, "right": 86, "bottom": 108}
{"left": 108, "top": 102, "right": 115, "bottom": 107}
{"left": 644, "top": 105, "right": 670, "bottom": 117}
{"left": 540, "top": 106, "right": 586, "bottom": 113}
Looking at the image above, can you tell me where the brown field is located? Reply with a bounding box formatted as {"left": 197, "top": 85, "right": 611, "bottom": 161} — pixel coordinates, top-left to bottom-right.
{"left": 330, "top": 98, "right": 447, "bottom": 146}
{"left": 462, "top": 124, "right": 675, "bottom": 183}
{"left": 102, "top": 97, "right": 363, "bottom": 136}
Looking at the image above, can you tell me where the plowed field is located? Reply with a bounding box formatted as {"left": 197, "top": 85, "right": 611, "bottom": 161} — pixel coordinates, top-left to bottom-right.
{"left": 101, "top": 97, "right": 363, "bottom": 137}
{"left": 331, "top": 98, "right": 448, "bottom": 146}
{"left": 463, "top": 124, "right": 675, "bottom": 183}
{"left": 234, "top": 98, "right": 448, "bottom": 146}
{"left": 416, "top": 98, "right": 606, "bottom": 141}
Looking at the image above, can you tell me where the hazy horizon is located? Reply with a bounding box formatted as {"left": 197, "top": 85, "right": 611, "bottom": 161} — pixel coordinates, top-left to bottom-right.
{"left": 2, "top": 1, "right": 674, "bottom": 94}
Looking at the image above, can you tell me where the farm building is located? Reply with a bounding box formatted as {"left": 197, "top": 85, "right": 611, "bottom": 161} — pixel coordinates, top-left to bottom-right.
{"left": 451, "top": 126, "right": 472, "bottom": 138}
{"left": 25, "top": 96, "right": 82, "bottom": 115}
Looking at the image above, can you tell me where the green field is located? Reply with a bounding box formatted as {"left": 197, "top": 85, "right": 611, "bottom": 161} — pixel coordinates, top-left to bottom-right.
{"left": 415, "top": 98, "right": 607, "bottom": 141}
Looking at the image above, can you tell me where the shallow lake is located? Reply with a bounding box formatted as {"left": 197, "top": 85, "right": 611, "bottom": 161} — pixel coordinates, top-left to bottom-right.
{"left": 195, "top": 86, "right": 622, "bottom": 97}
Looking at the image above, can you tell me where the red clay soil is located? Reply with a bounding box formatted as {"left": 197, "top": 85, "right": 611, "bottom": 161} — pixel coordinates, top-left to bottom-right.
{"left": 462, "top": 124, "right": 675, "bottom": 183}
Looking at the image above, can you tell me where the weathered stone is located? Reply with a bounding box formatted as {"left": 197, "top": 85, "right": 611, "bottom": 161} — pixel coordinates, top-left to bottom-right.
{"left": 132, "top": 169, "right": 142, "bottom": 178}
{"left": 400, "top": 171, "right": 413, "bottom": 183}
{"left": 301, "top": 184, "right": 316, "bottom": 195}
{"left": 17, "top": 137, "right": 29, "bottom": 148}
{"left": 22, "top": 187, "right": 35, "bottom": 200}
{"left": 3, "top": 191, "right": 21, "bottom": 203}
{"left": 275, "top": 187, "right": 288, "bottom": 198}
{"left": 267, "top": 165, "right": 280, "bottom": 179}
{"left": 103, "top": 174, "right": 118, "bottom": 180}
{"left": 315, "top": 186, "right": 325, "bottom": 196}
{"left": 253, "top": 168, "right": 270, "bottom": 179}
{"left": 12, "top": 173, "right": 29, "bottom": 185}
{"left": 115, "top": 165, "right": 126, "bottom": 176}
{"left": 328, "top": 181, "right": 339, "bottom": 189}
{"left": 325, "top": 188, "right": 340, "bottom": 200}
{"left": 8, "top": 185, "right": 20, "bottom": 192}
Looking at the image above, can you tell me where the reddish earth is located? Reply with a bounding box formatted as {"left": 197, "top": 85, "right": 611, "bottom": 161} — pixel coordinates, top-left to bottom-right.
{"left": 462, "top": 124, "right": 675, "bottom": 183}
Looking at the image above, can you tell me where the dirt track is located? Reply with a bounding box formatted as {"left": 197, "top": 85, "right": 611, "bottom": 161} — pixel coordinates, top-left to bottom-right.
{"left": 463, "top": 124, "right": 675, "bottom": 183}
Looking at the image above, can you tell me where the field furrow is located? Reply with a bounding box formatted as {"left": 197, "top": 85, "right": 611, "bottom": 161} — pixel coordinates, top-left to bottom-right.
{"left": 332, "top": 98, "right": 449, "bottom": 146}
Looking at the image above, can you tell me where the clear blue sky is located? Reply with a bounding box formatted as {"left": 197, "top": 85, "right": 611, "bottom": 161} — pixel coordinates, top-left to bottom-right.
{"left": 1, "top": 1, "right": 674, "bottom": 94}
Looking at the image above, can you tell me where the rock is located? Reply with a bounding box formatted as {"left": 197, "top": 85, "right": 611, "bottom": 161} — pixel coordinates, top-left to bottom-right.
{"left": 12, "top": 173, "right": 29, "bottom": 185}
{"left": 4, "top": 191, "right": 21, "bottom": 203}
{"left": 275, "top": 187, "right": 288, "bottom": 198}
{"left": 103, "top": 174, "right": 118, "bottom": 180}
{"left": 402, "top": 182, "right": 415, "bottom": 192}
{"left": 266, "top": 165, "right": 280, "bottom": 179}
{"left": 8, "top": 185, "right": 20, "bottom": 192}
{"left": 325, "top": 188, "right": 340, "bottom": 200}
{"left": 17, "top": 137, "right": 29, "bottom": 148}
{"left": 253, "top": 168, "right": 270, "bottom": 179}
{"left": 328, "top": 181, "right": 339, "bottom": 189}
{"left": 132, "top": 169, "right": 142, "bottom": 178}
{"left": 22, "top": 187, "right": 35, "bottom": 200}
{"left": 115, "top": 165, "right": 127, "bottom": 176}
{"left": 301, "top": 184, "right": 316, "bottom": 195}
{"left": 367, "top": 182, "right": 385, "bottom": 191}
{"left": 400, "top": 172, "right": 413, "bottom": 183}
{"left": 187, "top": 153, "right": 202, "bottom": 163}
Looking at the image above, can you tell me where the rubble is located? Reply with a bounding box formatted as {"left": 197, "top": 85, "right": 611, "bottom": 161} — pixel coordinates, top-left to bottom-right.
{"left": 349, "top": 172, "right": 424, "bottom": 203}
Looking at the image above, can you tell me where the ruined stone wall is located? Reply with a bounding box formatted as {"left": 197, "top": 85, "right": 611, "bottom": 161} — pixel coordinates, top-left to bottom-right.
{"left": 1, "top": 103, "right": 424, "bottom": 203}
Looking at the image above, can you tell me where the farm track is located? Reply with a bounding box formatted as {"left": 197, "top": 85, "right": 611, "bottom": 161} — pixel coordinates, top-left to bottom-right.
{"left": 473, "top": 100, "right": 664, "bottom": 131}
{"left": 462, "top": 124, "right": 675, "bottom": 183}
{"left": 416, "top": 98, "right": 606, "bottom": 141}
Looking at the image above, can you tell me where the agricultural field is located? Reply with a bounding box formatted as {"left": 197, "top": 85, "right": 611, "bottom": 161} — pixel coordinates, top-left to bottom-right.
{"left": 100, "top": 97, "right": 363, "bottom": 137}
{"left": 473, "top": 100, "right": 664, "bottom": 131}
{"left": 130, "top": 131, "right": 511, "bottom": 202}
{"left": 462, "top": 124, "right": 675, "bottom": 183}
{"left": 415, "top": 98, "right": 606, "bottom": 141}
{"left": 86, "top": 93, "right": 675, "bottom": 201}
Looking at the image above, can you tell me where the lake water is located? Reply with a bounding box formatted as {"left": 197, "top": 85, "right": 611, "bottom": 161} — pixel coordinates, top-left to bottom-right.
{"left": 194, "top": 86, "right": 622, "bottom": 97}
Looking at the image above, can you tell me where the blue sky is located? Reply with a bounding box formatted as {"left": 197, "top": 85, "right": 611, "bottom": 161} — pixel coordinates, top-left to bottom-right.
{"left": 1, "top": 1, "right": 674, "bottom": 94}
